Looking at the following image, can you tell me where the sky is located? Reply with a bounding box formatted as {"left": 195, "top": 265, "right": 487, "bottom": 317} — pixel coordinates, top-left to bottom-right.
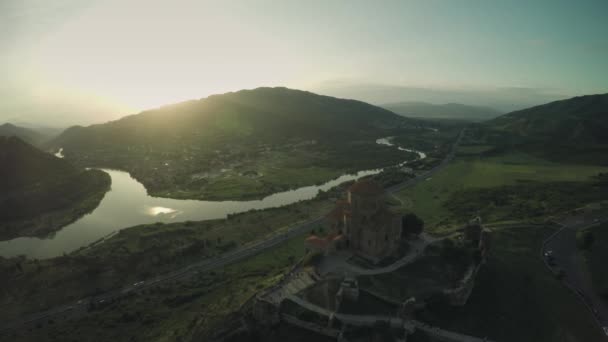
{"left": 1, "top": 0, "right": 607, "bottom": 126}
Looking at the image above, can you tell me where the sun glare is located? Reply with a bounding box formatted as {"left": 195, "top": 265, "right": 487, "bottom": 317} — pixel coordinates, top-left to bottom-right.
{"left": 29, "top": 0, "right": 305, "bottom": 111}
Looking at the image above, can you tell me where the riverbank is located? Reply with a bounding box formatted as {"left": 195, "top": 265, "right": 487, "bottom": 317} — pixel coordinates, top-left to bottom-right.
{"left": 0, "top": 135, "right": 431, "bottom": 259}
{"left": 0, "top": 189, "right": 336, "bottom": 322}
{"left": 0, "top": 157, "right": 422, "bottom": 325}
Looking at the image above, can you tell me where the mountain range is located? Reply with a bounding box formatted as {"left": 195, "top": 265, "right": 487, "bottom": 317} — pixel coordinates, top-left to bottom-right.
{"left": 382, "top": 102, "right": 502, "bottom": 122}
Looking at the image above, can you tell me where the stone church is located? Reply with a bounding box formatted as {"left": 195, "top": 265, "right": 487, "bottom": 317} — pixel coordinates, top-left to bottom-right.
{"left": 307, "top": 179, "right": 402, "bottom": 262}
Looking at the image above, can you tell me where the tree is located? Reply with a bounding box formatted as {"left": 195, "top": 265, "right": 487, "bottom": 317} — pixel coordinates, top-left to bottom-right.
{"left": 401, "top": 213, "right": 424, "bottom": 237}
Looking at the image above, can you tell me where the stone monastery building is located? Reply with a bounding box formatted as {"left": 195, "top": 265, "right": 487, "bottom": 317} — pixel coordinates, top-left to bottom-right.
{"left": 306, "top": 179, "right": 402, "bottom": 262}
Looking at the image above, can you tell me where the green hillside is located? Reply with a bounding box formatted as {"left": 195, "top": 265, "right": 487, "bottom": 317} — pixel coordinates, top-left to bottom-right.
{"left": 50, "top": 87, "right": 418, "bottom": 200}
{"left": 468, "top": 94, "right": 608, "bottom": 164}
{"left": 0, "top": 136, "right": 110, "bottom": 240}
{"left": 487, "top": 93, "right": 608, "bottom": 142}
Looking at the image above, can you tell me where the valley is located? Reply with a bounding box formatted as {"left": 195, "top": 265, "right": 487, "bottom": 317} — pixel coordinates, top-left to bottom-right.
{"left": 1, "top": 90, "right": 607, "bottom": 342}
{"left": 3, "top": 3, "right": 607, "bottom": 341}
{"left": 49, "top": 88, "right": 424, "bottom": 201}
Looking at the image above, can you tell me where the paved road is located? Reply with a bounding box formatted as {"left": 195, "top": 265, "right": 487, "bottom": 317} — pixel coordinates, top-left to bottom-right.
{"left": 1, "top": 129, "right": 466, "bottom": 334}
{"left": 543, "top": 214, "right": 608, "bottom": 338}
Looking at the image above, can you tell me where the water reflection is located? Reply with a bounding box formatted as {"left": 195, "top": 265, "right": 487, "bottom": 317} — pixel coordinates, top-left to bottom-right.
{"left": 0, "top": 140, "right": 426, "bottom": 259}
{"left": 54, "top": 148, "right": 64, "bottom": 158}
{"left": 146, "top": 206, "right": 179, "bottom": 217}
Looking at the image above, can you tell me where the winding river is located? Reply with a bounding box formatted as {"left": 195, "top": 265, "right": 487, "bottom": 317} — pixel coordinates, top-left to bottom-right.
{"left": 0, "top": 137, "right": 423, "bottom": 259}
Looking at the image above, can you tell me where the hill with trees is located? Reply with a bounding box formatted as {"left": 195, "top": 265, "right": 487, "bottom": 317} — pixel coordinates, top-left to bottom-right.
{"left": 382, "top": 102, "right": 502, "bottom": 122}
{"left": 50, "top": 87, "right": 420, "bottom": 200}
{"left": 0, "top": 136, "right": 110, "bottom": 240}
{"left": 465, "top": 93, "right": 608, "bottom": 164}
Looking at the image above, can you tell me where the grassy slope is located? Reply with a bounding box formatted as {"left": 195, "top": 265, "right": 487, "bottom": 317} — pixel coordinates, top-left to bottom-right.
{"left": 395, "top": 151, "right": 608, "bottom": 232}
{"left": 0, "top": 197, "right": 332, "bottom": 321}
{"left": 7, "top": 237, "right": 306, "bottom": 342}
{"left": 482, "top": 93, "right": 608, "bottom": 165}
{"left": 418, "top": 225, "right": 603, "bottom": 342}
{"left": 0, "top": 137, "right": 111, "bottom": 239}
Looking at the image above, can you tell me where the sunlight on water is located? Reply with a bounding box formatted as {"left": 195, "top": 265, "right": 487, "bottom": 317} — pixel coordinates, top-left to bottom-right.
{"left": 54, "top": 148, "right": 64, "bottom": 158}
{"left": 146, "top": 206, "right": 179, "bottom": 217}
{"left": 0, "top": 138, "right": 425, "bottom": 259}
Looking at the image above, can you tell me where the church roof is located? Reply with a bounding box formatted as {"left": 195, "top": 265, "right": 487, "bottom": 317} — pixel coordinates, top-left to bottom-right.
{"left": 348, "top": 179, "right": 385, "bottom": 196}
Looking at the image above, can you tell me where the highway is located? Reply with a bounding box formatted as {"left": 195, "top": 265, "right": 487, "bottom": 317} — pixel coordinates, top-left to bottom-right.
{"left": 0, "top": 129, "right": 465, "bottom": 334}
{"left": 543, "top": 213, "right": 608, "bottom": 339}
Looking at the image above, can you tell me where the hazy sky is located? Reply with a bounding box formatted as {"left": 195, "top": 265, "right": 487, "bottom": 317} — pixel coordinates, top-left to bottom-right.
{"left": 2, "top": 0, "right": 607, "bottom": 126}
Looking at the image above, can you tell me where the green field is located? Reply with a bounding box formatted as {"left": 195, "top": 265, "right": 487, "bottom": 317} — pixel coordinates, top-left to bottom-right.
{"left": 417, "top": 225, "right": 604, "bottom": 342}
{"left": 395, "top": 152, "right": 608, "bottom": 232}
{"left": 455, "top": 144, "right": 495, "bottom": 155}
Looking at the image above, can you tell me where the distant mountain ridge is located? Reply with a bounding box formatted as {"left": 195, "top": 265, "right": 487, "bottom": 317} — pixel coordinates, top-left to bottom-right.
{"left": 486, "top": 93, "right": 608, "bottom": 144}
{"left": 382, "top": 102, "right": 502, "bottom": 122}
{"left": 53, "top": 87, "right": 409, "bottom": 147}
{"left": 0, "top": 123, "right": 47, "bottom": 146}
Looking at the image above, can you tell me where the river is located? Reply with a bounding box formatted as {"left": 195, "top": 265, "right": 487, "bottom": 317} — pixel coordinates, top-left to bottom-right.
{"left": 0, "top": 137, "right": 424, "bottom": 259}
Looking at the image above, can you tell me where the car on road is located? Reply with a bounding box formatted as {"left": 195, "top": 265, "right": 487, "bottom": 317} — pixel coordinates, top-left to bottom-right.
{"left": 544, "top": 250, "right": 553, "bottom": 257}
{"left": 603, "top": 326, "right": 608, "bottom": 336}
{"left": 133, "top": 281, "right": 145, "bottom": 287}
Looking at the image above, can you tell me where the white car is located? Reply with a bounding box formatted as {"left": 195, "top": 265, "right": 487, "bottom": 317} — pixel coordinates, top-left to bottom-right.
{"left": 603, "top": 327, "right": 608, "bottom": 336}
